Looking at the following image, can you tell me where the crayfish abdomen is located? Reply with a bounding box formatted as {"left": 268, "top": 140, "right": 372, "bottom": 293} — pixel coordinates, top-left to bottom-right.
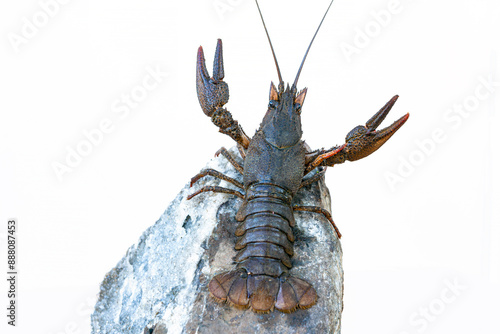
{"left": 209, "top": 187, "right": 317, "bottom": 312}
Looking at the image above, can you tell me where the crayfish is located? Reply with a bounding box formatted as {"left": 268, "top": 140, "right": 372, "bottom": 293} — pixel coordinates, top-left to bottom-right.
{"left": 188, "top": 0, "right": 409, "bottom": 313}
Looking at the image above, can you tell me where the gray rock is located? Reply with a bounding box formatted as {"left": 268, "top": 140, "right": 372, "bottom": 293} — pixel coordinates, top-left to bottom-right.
{"left": 92, "top": 146, "right": 343, "bottom": 334}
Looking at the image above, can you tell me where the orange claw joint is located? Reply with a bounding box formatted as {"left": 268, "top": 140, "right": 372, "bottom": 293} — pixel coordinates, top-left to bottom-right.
{"left": 196, "top": 39, "right": 229, "bottom": 117}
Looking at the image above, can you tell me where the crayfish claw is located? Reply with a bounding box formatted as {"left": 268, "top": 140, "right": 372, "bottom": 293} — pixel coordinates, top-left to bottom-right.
{"left": 305, "top": 95, "right": 408, "bottom": 169}
{"left": 196, "top": 39, "right": 229, "bottom": 117}
{"left": 196, "top": 40, "right": 251, "bottom": 149}
{"left": 343, "top": 96, "right": 409, "bottom": 162}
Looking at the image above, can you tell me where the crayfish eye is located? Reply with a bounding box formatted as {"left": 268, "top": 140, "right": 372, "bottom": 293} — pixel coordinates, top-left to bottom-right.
{"left": 268, "top": 100, "right": 279, "bottom": 109}
{"left": 294, "top": 103, "right": 302, "bottom": 114}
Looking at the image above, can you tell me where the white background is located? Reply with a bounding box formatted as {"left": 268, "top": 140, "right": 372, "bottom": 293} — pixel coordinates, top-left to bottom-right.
{"left": 1, "top": 0, "right": 499, "bottom": 333}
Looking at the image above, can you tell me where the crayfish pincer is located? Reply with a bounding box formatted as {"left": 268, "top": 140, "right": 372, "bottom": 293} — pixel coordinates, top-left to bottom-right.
{"left": 188, "top": 0, "right": 409, "bottom": 314}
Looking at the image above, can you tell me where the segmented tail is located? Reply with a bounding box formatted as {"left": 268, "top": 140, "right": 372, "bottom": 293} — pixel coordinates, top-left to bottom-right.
{"left": 208, "top": 269, "right": 317, "bottom": 313}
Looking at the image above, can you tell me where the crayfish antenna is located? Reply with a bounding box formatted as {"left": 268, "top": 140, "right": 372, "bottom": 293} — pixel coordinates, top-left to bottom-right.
{"left": 293, "top": 0, "right": 335, "bottom": 90}
{"left": 255, "top": 0, "right": 283, "bottom": 88}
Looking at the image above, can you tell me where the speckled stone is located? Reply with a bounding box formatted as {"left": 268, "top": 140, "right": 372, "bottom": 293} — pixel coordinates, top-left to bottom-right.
{"left": 92, "top": 146, "right": 343, "bottom": 334}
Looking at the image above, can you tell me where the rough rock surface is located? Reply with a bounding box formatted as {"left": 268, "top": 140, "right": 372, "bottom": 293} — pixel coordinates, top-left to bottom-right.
{"left": 92, "top": 146, "right": 343, "bottom": 334}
